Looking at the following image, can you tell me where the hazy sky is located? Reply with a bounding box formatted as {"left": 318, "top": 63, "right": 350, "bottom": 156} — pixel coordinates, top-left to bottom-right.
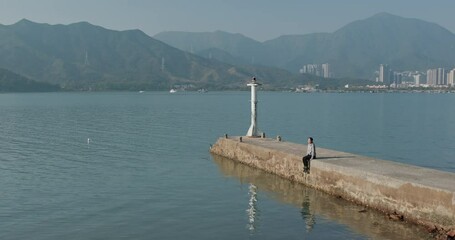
{"left": 0, "top": 0, "right": 454, "bottom": 41}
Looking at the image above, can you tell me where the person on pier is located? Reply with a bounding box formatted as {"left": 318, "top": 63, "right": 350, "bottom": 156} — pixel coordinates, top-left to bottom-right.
{"left": 302, "top": 137, "right": 316, "bottom": 173}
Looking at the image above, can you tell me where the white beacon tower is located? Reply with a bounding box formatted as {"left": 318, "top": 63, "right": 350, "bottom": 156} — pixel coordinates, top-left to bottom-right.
{"left": 246, "top": 77, "right": 261, "bottom": 137}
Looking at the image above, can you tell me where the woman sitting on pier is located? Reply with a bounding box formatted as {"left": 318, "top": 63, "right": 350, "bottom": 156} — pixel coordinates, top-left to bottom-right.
{"left": 302, "top": 137, "right": 316, "bottom": 173}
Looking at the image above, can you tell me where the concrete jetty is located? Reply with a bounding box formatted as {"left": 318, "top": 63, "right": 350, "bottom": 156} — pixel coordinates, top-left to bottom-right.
{"left": 210, "top": 136, "right": 455, "bottom": 233}
{"left": 212, "top": 154, "right": 431, "bottom": 240}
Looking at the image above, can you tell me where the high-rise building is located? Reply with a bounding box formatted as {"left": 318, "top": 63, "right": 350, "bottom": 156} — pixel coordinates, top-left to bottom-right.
{"left": 379, "top": 64, "right": 385, "bottom": 83}
{"left": 427, "top": 68, "right": 449, "bottom": 86}
{"left": 393, "top": 72, "right": 402, "bottom": 85}
{"left": 379, "top": 64, "right": 390, "bottom": 84}
{"left": 448, "top": 68, "right": 455, "bottom": 86}
{"left": 300, "top": 63, "right": 331, "bottom": 78}
{"left": 413, "top": 74, "right": 421, "bottom": 86}
{"left": 426, "top": 69, "right": 438, "bottom": 86}
{"left": 300, "top": 64, "right": 319, "bottom": 75}
{"left": 322, "top": 63, "right": 330, "bottom": 78}
{"left": 437, "top": 68, "right": 446, "bottom": 85}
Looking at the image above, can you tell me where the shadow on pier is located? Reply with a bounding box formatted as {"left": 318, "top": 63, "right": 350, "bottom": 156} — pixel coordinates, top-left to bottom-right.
{"left": 211, "top": 154, "right": 431, "bottom": 240}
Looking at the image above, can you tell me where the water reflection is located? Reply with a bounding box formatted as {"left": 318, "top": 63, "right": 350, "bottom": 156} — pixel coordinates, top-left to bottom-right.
{"left": 246, "top": 184, "right": 259, "bottom": 233}
{"left": 300, "top": 188, "right": 315, "bottom": 233}
{"left": 212, "top": 154, "right": 431, "bottom": 240}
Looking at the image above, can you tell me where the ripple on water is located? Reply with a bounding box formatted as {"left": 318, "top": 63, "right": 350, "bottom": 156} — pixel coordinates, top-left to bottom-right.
{"left": 0, "top": 92, "right": 449, "bottom": 240}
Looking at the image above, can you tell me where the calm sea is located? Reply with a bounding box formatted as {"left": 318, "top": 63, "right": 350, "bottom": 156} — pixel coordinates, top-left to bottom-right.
{"left": 1, "top": 91, "right": 453, "bottom": 239}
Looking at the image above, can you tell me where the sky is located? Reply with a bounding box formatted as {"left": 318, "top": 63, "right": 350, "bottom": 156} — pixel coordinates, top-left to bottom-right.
{"left": 0, "top": 0, "right": 454, "bottom": 41}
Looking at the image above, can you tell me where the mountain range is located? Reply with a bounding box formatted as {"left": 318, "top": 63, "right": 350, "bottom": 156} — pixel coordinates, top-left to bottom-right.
{"left": 0, "top": 19, "right": 309, "bottom": 91}
{"left": 155, "top": 13, "right": 455, "bottom": 78}
{"left": 1, "top": 12, "right": 452, "bottom": 91}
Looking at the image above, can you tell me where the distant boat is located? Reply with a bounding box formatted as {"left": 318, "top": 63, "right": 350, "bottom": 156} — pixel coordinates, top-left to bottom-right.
{"left": 197, "top": 88, "right": 208, "bottom": 93}
{"left": 139, "top": 90, "right": 145, "bottom": 93}
{"left": 169, "top": 89, "right": 177, "bottom": 93}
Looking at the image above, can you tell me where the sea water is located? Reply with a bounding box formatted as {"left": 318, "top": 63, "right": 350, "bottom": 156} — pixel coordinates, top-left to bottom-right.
{"left": 1, "top": 91, "right": 453, "bottom": 239}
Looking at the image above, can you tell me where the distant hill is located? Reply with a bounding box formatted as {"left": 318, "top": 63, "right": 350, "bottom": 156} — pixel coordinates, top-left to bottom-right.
{"left": 155, "top": 30, "right": 269, "bottom": 68}
{"left": 195, "top": 48, "right": 250, "bottom": 66}
{"left": 155, "top": 13, "right": 455, "bottom": 78}
{"left": 0, "top": 68, "right": 59, "bottom": 92}
{"left": 0, "top": 20, "right": 311, "bottom": 91}
{"left": 154, "top": 30, "right": 265, "bottom": 65}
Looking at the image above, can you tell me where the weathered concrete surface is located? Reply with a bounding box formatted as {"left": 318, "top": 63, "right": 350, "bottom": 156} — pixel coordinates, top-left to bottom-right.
{"left": 213, "top": 154, "right": 432, "bottom": 240}
{"left": 210, "top": 137, "right": 455, "bottom": 231}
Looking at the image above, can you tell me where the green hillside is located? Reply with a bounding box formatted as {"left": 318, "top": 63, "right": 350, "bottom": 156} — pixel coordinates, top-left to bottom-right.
{"left": 154, "top": 30, "right": 265, "bottom": 64}
{"left": 0, "top": 68, "right": 59, "bottom": 92}
{"left": 0, "top": 20, "right": 313, "bottom": 91}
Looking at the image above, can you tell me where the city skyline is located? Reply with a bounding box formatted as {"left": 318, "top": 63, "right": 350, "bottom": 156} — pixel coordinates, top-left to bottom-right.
{"left": 377, "top": 63, "right": 455, "bottom": 87}
{"left": 300, "top": 63, "right": 332, "bottom": 79}
{"left": 1, "top": 0, "right": 455, "bottom": 41}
